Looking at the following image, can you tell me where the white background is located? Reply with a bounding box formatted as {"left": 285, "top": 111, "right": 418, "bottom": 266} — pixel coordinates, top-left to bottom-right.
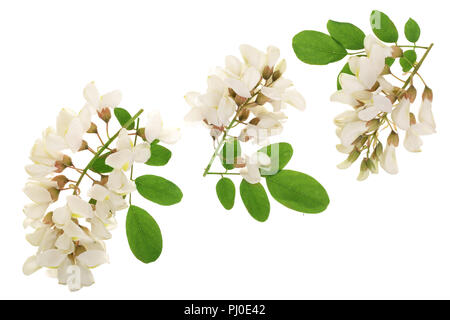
{"left": 0, "top": 0, "right": 448, "bottom": 300}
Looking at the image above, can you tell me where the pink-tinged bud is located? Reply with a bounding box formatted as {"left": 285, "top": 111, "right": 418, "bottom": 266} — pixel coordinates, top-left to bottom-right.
{"left": 238, "top": 108, "right": 250, "bottom": 122}
{"left": 228, "top": 88, "right": 236, "bottom": 98}
{"left": 386, "top": 94, "right": 396, "bottom": 104}
{"left": 387, "top": 131, "right": 399, "bottom": 147}
{"left": 409, "top": 112, "right": 417, "bottom": 125}
{"left": 391, "top": 46, "right": 403, "bottom": 58}
{"left": 262, "top": 66, "right": 273, "bottom": 80}
{"left": 54, "top": 161, "right": 65, "bottom": 173}
{"left": 423, "top": 87, "right": 433, "bottom": 102}
{"left": 256, "top": 93, "right": 270, "bottom": 105}
{"left": 52, "top": 175, "right": 69, "bottom": 189}
{"left": 42, "top": 212, "right": 53, "bottom": 225}
{"left": 137, "top": 128, "right": 146, "bottom": 140}
{"left": 48, "top": 187, "right": 60, "bottom": 202}
{"left": 78, "top": 140, "right": 89, "bottom": 151}
{"left": 407, "top": 86, "right": 417, "bottom": 103}
{"left": 100, "top": 175, "right": 109, "bottom": 186}
{"left": 235, "top": 95, "right": 247, "bottom": 106}
{"left": 249, "top": 117, "right": 261, "bottom": 126}
{"left": 97, "top": 108, "right": 111, "bottom": 123}
{"left": 87, "top": 122, "right": 98, "bottom": 134}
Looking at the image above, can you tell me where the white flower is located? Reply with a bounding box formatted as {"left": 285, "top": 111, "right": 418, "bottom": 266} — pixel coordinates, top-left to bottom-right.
{"left": 23, "top": 180, "right": 56, "bottom": 204}
{"left": 105, "top": 129, "right": 151, "bottom": 171}
{"left": 240, "top": 152, "right": 271, "bottom": 184}
{"left": 339, "top": 121, "right": 368, "bottom": 147}
{"left": 145, "top": 110, "right": 181, "bottom": 144}
{"left": 391, "top": 98, "right": 411, "bottom": 131}
{"left": 380, "top": 144, "right": 399, "bottom": 174}
{"left": 240, "top": 45, "right": 280, "bottom": 72}
{"left": 419, "top": 96, "right": 436, "bottom": 131}
{"left": 106, "top": 169, "right": 136, "bottom": 195}
{"left": 357, "top": 94, "right": 393, "bottom": 121}
{"left": 225, "top": 67, "right": 261, "bottom": 98}
{"left": 56, "top": 108, "right": 91, "bottom": 152}
{"left": 83, "top": 81, "right": 122, "bottom": 112}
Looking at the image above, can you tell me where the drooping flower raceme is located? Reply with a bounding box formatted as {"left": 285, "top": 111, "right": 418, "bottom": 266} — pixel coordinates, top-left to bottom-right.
{"left": 331, "top": 35, "right": 435, "bottom": 181}
{"left": 23, "top": 82, "right": 181, "bottom": 291}
{"left": 185, "top": 45, "right": 330, "bottom": 222}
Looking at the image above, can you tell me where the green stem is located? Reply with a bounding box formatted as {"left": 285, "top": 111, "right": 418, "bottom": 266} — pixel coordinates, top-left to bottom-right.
{"left": 398, "top": 45, "right": 429, "bottom": 49}
{"left": 73, "top": 109, "right": 144, "bottom": 194}
{"left": 399, "top": 43, "right": 433, "bottom": 92}
{"left": 206, "top": 172, "right": 241, "bottom": 176}
{"left": 129, "top": 118, "right": 140, "bottom": 205}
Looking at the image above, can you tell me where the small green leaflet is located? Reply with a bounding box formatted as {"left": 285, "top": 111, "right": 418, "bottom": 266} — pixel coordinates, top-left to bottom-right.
{"left": 337, "top": 63, "right": 354, "bottom": 90}
{"left": 327, "top": 20, "right": 365, "bottom": 50}
{"left": 400, "top": 50, "right": 417, "bottom": 72}
{"left": 135, "top": 175, "right": 183, "bottom": 206}
{"left": 126, "top": 205, "right": 162, "bottom": 263}
{"left": 114, "top": 107, "right": 135, "bottom": 130}
{"left": 385, "top": 57, "right": 395, "bottom": 67}
{"left": 370, "top": 10, "right": 399, "bottom": 43}
{"left": 145, "top": 143, "right": 172, "bottom": 166}
{"left": 220, "top": 138, "right": 241, "bottom": 170}
{"left": 216, "top": 178, "right": 235, "bottom": 210}
{"left": 266, "top": 170, "right": 329, "bottom": 214}
{"left": 240, "top": 180, "right": 270, "bottom": 222}
{"left": 258, "top": 142, "right": 293, "bottom": 176}
{"left": 292, "top": 30, "right": 347, "bottom": 65}
{"left": 90, "top": 153, "right": 113, "bottom": 174}
{"left": 404, "top": 18, "right": 420, "bottom": 43}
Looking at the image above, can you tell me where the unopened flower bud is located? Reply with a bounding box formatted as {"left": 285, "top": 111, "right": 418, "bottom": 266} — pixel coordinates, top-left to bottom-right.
{"left": 256, "top": 93, "right": 270, "bottom": 105}
{"left": 100, "top": 175, "right": 109, "bottom": 186}
{"left": 409, "top": 112, "right": 417, "bottom": 125}
{"left": 137, "top": 128, "right": 146, "bottom": 140}
{"left": 353, "top": 135, "right": 368, "bottom": 149}
{"left": 235, "top": 95, "right": 247, "bottom": 106}
{"left": 87, "top": 122, "right": 98, "bottom": 134}
{"left": 97, "top": 108, "right": 111, "bottom": 123}
{"left": 407, "top": 86, "right": 417, "bottom": 103}
{"left": 228, "top": 88, "right": 236, "bottom": 98}
{"left": 375, "top": 143, "right": 383, "bottom": 159}
{"left": 249, "top": 117, "right": 261, "bottom": 126}
{"left": 62, "top": 155, "right": 73, "bottom": 167}
{"left": 274, "top": 59, "right": 286, "bottom": 77}
{"left": 48, "top": 187, "right": 60, "bottom": 202}
{"left": 391, "top": 46, "right": 403, "bottom": 58}
{"left": 210, "top": 128, "right": 222, "bottom": 139}
{"left": 262, "top": 66, "right": 273, "bottom": 80}
{"left": 423, "top": 87, "right": 433, "bottom": 102}
{"left": 52, "top": 175, "right": 69, "bottom": 189}
{"left": 366, "top": 158, "right": 378, "bottom": 174}
{"left": 357, "top": 159, "right": 370, "bottom": 181}
{"left": 238, "top": 108, "right": 250, "bottom": 122}
{"left": 78, "top": 140, "right": 89, "bottom": 151}
{"left": 366, "top": 119, "right": 380, "bottom": 132}
{"left": 348, "top": 149, "right": 361, "bottom": 163}
{"left": 387, "top": 131, "right": 399, "bottom": 147}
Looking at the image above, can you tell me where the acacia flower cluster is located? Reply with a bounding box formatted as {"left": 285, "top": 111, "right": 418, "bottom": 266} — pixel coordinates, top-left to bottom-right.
{"left": 22, "top": 82, "right": 180, "bottom": 291}
{"left": 331, "top": 35, "right": 435, "bottom": 180}
{"left": 185, "top": 44, "right": 305, "bottom": 184}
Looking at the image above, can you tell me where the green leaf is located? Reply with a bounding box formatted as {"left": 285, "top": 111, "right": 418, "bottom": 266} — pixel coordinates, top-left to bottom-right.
{"left": 220, "top": 138, "right": 241, "bottom": 170}
{"left": 90, "top": 153, "right": 113, "bottom": 174}
{"left": 240, "top": 180, "right": 270, "bottom": 222}
{"left": 337, "top": 62, "right": 354, "bottom": 90}
{"left": 135, "top": 175, "right": 183, "bottom": 206}
{"left": 145, "top": 144, "right": 172, "bottom": 166}
{"left": 258, "top": 142, "right": 293, "bottom": 176}
{"left": 114, "top": 107, "right": 135, "bottom": 130}
{"left": 292, "top": 30, "right": 347, "bottom": 65}
{"left": 385, "top": 57, "right": 395, "bottom": 67}
{"left": 404, "top": 18, "right": 420, "bottom": 43}
{"left": 399, "top": 50, "right": 417, "bottom": 72}
{"left": 266, "top": 170, "right": 329, "bottom": 214}
{"left": 327, "top": 20, "right": 365, "bottom": 50}
{"left": 216, "top": 178, "right": 235, "bottom": 210}
{"left": 126, "top": 205, "right": 162, "bottom": 263}
{"left": 370, "top": 10, "right": 399, "bottom": 43}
